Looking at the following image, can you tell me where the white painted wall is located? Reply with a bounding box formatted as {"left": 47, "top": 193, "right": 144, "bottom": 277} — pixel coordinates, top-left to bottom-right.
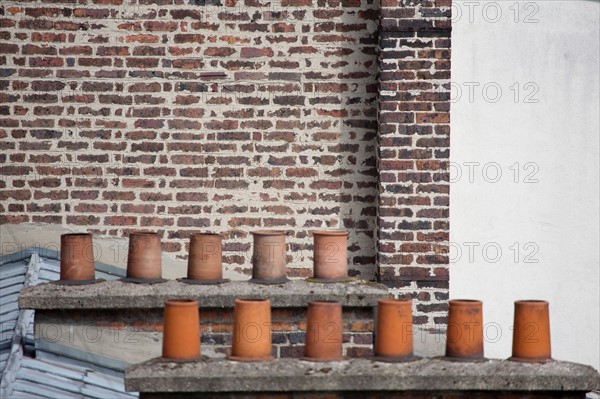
{"left": 451, "top": 0, "right": 600, "bottom": 370}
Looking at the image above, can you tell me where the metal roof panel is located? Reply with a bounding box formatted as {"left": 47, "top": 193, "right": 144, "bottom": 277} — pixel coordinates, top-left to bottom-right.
{"left": 12, "top": 380, "right": 82, "bottom": 399}
{"left": 10, "top": 390, "right": 46, "bottom": 399}
{"left": 21, "top": 357, "right": 87, "bottom": 381}
{"left": 83, "top": 372, "right": 128, "bottom": 391}
{"left": 0, "top": 249, "right": 136, "bottom": 399}
{"left": 81, "top": 384, "right": 136, "bottom": 399}
{"left": 0, "top": 308, "right": 19, "bottom": 322}
{"left": 0, "top": 262, "right": 28, "bottom": 280}
{"left": 18, "top": 367, "right": 85, "bottom": 392}
{"left": 0, "top": 275, "right": 26, "bottom": 290}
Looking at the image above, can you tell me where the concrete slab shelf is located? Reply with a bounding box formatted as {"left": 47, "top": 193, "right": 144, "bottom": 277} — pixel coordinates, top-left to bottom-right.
{"left": 125, "top": 357, "right": 600, "bottom": 393}
{"left": 18, "top": 279, "right": 390, "bottom": 310}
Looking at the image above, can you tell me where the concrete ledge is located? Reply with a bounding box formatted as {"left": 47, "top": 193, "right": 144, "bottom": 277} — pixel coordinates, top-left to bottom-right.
{"left": 19, "top": 279, "right": 389, "bottom": 309}
{"left": 125, "top": 357, "right": 600, "bottom": 393}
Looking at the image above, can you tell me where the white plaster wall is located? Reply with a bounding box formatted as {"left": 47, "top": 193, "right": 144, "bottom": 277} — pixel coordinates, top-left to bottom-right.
{"left": 451, "top": 0, "right": 599, "bottom": 370}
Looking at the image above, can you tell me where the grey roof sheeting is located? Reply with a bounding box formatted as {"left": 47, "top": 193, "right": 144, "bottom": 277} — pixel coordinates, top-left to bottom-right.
{"left": 0, "top": 248, "right": 137, "bottom": 398}
{"left": 0, "top": 253, "right": 36, "bottom": 379}
{"left": 7, "top": 350, "right": 135, "bottom": 399}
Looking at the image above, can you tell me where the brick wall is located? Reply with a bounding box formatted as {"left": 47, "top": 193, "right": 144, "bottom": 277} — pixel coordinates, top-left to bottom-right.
{"left": 36, "top": 306, "right": 375, "bottom": 359}
{"left": 376, "top": 0, "right": 451, "bottom": 327}
{"left": 0, "top": 0, "right": 380, "bottom": 280}
{"left": 0, "top": 0, "right": 451, "bottom": 324}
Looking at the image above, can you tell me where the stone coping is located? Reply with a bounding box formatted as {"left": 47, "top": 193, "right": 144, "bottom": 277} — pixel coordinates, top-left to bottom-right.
{"left": 125, "top": 357, "right": 600, "bottom": 393}
{"left": 19, "top": 279, "right": 389, "bottom": 310}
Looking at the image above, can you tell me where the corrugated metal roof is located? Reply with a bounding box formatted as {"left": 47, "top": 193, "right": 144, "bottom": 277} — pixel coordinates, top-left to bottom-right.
{"left": 0, "top": 252, "right": 34, "bottom": 383}
{"left": 7, "top": 356, "right": 135, "bottom": 399}
{"left": 0, "top": 248, "right": 137, "bottom": 398}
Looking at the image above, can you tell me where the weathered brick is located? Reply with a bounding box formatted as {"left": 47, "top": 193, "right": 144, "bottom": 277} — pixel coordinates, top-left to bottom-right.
{"left": 126, "top": 57, "right": 159, "bottom": 68}
{"left": 97, "top": 46, "right": 130, "bottom": 56}
{"left": 241, "top": 47, "right": 274, "bottom": 58}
